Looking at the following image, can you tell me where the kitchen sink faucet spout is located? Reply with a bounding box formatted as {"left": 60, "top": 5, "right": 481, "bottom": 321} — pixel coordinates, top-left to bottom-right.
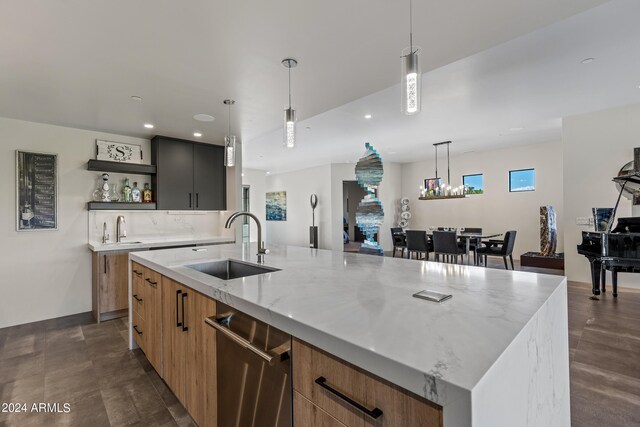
{"left": 225, "top": 212, "right": 268, "bottom": 263}
{"left": 116, "top": 216, "right": 126, "bottom": 243}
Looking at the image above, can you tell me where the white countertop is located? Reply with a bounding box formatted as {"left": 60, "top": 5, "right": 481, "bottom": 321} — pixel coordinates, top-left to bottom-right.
{"left": 88, "top": 236, "right": 234, "bottom": 252}
{"left": 130, "top": 243, "right": 569, "bottom": 426}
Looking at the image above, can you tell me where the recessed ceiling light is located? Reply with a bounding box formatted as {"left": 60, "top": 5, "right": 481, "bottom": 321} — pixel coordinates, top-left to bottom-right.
{"left": 193, "top": 132, "right": 202, "bottom": 137}
{"left": 364, "top": 114, "right": 372, "bottom": 119}
{"left": 241, "top": 173, "right": 245, "bottom": 177}
{"left": 130, "top": 95, "right": 143, "bottom": 101}
{"left": 193, "top": 114, "right": 215, "bottom": 122}
{"left": 266, "top": 171, "right": 271, "bottom": 175}
{"left": 144, "top": 123, "right": 154, "bottom": 129}
{"left": 509, "top": 126, "right": 525, "bottom": 131}
{"left": 581, "top": 58, "right": 595, "bottom": 64}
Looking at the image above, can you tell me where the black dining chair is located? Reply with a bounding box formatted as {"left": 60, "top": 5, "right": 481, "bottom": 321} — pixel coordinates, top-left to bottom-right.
{"left": 390, "top": 227, "right": 407, "bottom": 258}
{"left": 432, "top": 231, "right": 466, "bottom": 264}
{"left": 462, "top": 227, "right": 482, "bottom": 266}
{"left": 476, "top": 230, "right": 517, "bottom": 270}
{"left": 405, "top": 230, "right": 432, "bottom": 260}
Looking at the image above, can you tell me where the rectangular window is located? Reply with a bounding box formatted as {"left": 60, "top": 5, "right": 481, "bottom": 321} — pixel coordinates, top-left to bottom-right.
{"left": 509, "top": 169, "right": 535, "bottom": 192}
{"left": 463, "top": 174, "right": 484, "bottom": 194}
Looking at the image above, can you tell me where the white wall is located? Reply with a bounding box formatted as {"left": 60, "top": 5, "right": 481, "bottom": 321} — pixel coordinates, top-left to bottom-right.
{"left": 401, "top": 140, "right": 564, "bottom": 259}
{"left": 265, "top": 165, "right": 333, "bottom": 249}
{"left": 0, "top": 118, "right": 150, "bottom": 328}
{"left": 242, "top": 168, "right": 267, "bottom": 243}
{"left": 563, "top": 104, "right": 640, "bottom": 288}
{"left": 0, "top": 117, "right": 238, "bottom": 328}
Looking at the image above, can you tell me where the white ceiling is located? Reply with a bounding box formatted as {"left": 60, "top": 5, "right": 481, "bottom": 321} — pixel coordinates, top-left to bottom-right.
{"left": 0, "top": 0, "right": 608, "bottom": 151}
{"left": 246, "top": 0, "right": 640, "bottom": 172}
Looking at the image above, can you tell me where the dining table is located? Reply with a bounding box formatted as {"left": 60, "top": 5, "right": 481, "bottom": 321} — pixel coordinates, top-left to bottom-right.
{"left": 397, "top": 230, "right": 503, "bottom": 265}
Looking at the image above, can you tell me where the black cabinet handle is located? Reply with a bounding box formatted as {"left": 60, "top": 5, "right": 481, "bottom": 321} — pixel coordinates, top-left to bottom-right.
{"left": 188, "top": 193, "right": 192, "bottom": 208}
{"left": 181, "top": 292, "right": 188, "bottom": 332}
{"left": 104, "top": 255, "right": 107, "bottom": 274}
{"left": 314, "top": 376, "right": 383, "bottom": 420}
{"left": 145, "top": 278, "right": 157, "bottom": 288}
{"left": 133, "top": 269, "right": 142, "bottom": 277}
{"left": 133, "top": 325, "right": 143, "bottom": 336}
{"left": 176, "top": 290, "right": 182, "bottom": 327}
{"left": 133, "top": 294, "right": 143, "bottom": 303}
{"left": 196, "top": 193, "right": 199, "bottom": 208}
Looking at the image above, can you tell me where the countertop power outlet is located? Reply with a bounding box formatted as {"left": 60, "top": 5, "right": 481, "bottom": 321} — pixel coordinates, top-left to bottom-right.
{"left": 576, "top": 217, "right": 594, "bottom": 226}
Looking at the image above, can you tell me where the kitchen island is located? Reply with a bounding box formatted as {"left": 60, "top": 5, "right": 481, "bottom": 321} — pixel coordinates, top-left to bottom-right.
{"left": 129, "top": 243, "right": 570, "bottom": 427}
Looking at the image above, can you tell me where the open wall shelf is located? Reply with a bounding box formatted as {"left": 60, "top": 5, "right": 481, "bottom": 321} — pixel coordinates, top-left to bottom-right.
{"left": 87, "top": 160, "right": 157, "bottom": 175}
{"left": 88, "top": 202, "right": 157, "bottom": 211}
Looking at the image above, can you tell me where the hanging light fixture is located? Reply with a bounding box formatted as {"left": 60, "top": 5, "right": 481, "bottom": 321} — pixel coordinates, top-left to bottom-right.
{"left": 223, "top": 99, "right": 236, "bottom": 167}
{"left": 401, "top": 0, "right": 421, "bottom": 115}
{"left": 282, "top": 58, "right": 298, "bottom": 148}
{"left": 419, "top": 141, "right": 467, "bottom": 200}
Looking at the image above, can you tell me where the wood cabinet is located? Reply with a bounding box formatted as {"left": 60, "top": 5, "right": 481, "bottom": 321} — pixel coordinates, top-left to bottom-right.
{"left": 92, "top": 251, "right": 130, "bottom": 322}
{"left": 152, "top": 136, "right": 226, "bottom": 211}
{"left": 292, "top": 338, "right": 443, "bottom": 427}
{"left": 131, "top": 263, "right": 163, "bottom": 375}
{"left": 161, "top": 276, "right": 217, "bottom": 427}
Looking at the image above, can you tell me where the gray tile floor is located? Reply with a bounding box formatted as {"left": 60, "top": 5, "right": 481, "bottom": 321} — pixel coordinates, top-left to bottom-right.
{"left": 0, "top": 313, "right": 194, "bottom": 427}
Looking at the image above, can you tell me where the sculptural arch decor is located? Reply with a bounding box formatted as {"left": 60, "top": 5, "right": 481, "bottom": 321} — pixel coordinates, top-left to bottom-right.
{"left": 355, "top": 143, "right": 384, "bottom": 255}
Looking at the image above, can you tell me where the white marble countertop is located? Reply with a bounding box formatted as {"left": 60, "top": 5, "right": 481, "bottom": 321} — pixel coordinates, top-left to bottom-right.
{"left": 88, "top": 236, "right": 234, "bottom": 252}
{"left": 130, "top": 243, "right": 569, "bottom": 426}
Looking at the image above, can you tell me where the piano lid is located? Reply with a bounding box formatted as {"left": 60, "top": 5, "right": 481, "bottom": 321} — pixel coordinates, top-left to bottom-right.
{"left": 611, "top": 217, "right": 640, "bottom": 233}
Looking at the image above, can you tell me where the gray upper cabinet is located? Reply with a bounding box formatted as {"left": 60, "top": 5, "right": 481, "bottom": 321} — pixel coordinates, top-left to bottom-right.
{"left": 152, "top": 136, "right": 226, "bottom": 211}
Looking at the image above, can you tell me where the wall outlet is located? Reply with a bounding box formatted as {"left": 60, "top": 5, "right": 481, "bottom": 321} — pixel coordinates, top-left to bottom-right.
{"left": 576, "top": 216, "right": 594, "bottom": 226}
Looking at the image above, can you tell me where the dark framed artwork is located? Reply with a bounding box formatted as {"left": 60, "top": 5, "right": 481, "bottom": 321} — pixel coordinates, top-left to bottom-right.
{"left": 423, "top": 178, "right": 442, "bottom": 192}
{"left": 16, "top": 150, "right": 58, "bottom": 231}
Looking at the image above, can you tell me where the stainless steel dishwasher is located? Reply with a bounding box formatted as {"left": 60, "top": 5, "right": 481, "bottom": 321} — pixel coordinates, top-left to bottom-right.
{"left": 205, "top": 301, "right": 292, "bottom": 427}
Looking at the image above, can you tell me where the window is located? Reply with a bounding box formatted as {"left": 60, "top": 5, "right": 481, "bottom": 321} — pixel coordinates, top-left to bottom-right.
{"left": 463, "top": 174, "right": 484, "bottom": 194}
{"left": 509, "top": 169, "right": 535, "bottom": 192}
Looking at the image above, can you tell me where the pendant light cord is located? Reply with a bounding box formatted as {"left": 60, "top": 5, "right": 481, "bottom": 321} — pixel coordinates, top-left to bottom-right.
{"left": 228, "top": 102, "right": 231, "bottom": 137}
{"left": 409, "top": 0, "right": 413, "bottom": 53}
{"left": 288, "top": 64, "right": 292, "bottom": 108}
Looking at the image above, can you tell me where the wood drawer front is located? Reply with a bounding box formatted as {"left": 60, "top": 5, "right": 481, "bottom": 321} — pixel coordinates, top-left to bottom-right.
{"left": 293, "top": 339, "right": 366, "bottom": 427}
{"left": 294, "top": 391, "right": 348, "bottom": 427}
{"left": 132, "top": 311, "right": 146, "bottom": 350}
{"left": 131, "top": 263, "right": 145, "bottom": 317}
{"left": 293, "top": 339, "right": 443, "bottom": 427}
{"left": 142, "top": 266, "right": 161, "bottom": 293}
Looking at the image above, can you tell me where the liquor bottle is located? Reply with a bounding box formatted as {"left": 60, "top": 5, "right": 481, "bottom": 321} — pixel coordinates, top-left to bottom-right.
{"left": 143, "top": 183, "right": 152, "bottom": 203}
{"left": 131, "top": 182, "right": 141, "bottom": 203}
{"left": 122, "top": 178, "right": 132, "bottom": 202}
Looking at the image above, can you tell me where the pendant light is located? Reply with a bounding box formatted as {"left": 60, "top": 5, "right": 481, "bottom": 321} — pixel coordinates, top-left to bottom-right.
{"left": 223, "top": 99, "right": 236, "bottom": 167}
{"left": 282, "top": 58, "right": 298, "bottom": 148}
{"left": 401, "top": 0, "right": 421, "bottom": 115}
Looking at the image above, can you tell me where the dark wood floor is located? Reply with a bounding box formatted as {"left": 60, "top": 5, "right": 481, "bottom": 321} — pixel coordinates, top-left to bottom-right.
{"left": 1, "top": 276, "right": 639, "bottom": 426}
{"left": 0, "top": 314, "right": 194, "bottom": 426}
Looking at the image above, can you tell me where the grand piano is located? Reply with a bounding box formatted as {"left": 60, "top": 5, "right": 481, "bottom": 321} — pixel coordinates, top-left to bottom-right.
{"left": 577, "top": 169, "right": 640, "bottom": 297}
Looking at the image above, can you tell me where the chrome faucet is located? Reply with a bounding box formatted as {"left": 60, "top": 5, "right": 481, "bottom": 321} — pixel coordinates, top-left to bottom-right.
{"left": 116, "top": 216, "right": 126, "bottom": 243}
{"left": 102, "top": 222, "right": 110, "bottom": 244}
{"left": 225, "top": 211, "right": 268, "bottom": 263}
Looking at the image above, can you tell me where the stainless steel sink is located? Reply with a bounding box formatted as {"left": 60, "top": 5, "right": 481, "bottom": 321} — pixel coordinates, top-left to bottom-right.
{"left": 187, "top": 259, "right": 280, "bottom": 280}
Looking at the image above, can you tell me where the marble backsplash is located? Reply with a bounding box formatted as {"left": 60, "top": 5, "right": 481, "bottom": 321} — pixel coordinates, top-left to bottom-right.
{"left": 88, "top": 210, "right": 234, "bottom": 244}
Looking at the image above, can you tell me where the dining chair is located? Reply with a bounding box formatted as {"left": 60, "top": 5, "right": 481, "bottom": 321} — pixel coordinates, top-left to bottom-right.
{"left": 432, "top": 231, "right": 466, "bottom": 264}
{"left": 462, "top": 227, "right": 482, "bottom": 266}
{"left": 390, "top": 227, "right": 407, "bottom": 258}
{"left": 405, "top": 230, "right": 432, "bottom": 260}
{"left": 476, "top": 230, "right": 517, "bottom": 270}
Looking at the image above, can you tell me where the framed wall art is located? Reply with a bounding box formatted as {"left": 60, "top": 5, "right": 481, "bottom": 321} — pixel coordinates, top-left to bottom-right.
{"left": 16, "top": 150, "right": 58, "bottom": 231}
{"left": 96, "top": 139, "right": 142, "bottom": 163}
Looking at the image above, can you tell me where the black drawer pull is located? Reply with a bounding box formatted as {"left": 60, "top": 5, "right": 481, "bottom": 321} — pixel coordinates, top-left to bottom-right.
{"left": 133, "top": 270, "right": 142, "bottom": 277}
{"left": 176, "top": 290, "right": 182, "bottom": 327}
{"left": 315, "top": 376, "right": 383, "bottom": 420}
{"left": 181, "top": 292, "right": 188, "bottom": 332}
{"left": 133, "top": 294, "right": 143, "bottom": 303}
{"left": 145, "top": 278, "right": 157, "bottom": 287}
{"left": 133, "top": 325, "right": 143, "bottom": 336}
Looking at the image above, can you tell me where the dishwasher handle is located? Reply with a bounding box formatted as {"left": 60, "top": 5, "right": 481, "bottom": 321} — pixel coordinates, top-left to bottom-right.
{"left": 205, "top": 315, "right": 290, "bottom": 366}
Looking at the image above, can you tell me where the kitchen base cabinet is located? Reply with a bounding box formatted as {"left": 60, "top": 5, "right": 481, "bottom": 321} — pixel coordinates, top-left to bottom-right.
{"left": 161, "top": 276, "right": 216, "bottom": 427}
{"left": 92, "top": 251, "right": 129, "bottom": 322}
{"left": 293, "top": 339, "right": 443, "bottom": 427}
{"left": 294, "top": 391, "right": 347, "bottom": 427}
